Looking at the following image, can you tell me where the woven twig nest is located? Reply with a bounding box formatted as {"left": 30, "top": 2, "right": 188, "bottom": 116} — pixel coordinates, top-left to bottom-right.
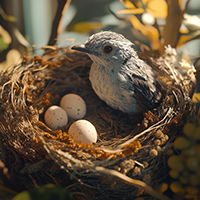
{"left": 0, "top": 46, "right": 196, "bottom": 199}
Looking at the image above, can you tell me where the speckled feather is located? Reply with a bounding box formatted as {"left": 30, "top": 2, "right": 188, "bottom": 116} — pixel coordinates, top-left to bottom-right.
{"left": 72, "top": 31, "right": 162, "bottom": 114}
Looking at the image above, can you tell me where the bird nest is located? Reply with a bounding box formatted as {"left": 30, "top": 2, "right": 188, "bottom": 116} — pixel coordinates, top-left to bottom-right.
{"left": 0, "top": 46, "right": 196, "bottom": 199}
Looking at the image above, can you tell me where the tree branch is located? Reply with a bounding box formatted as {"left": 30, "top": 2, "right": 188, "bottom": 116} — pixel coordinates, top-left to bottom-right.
{"left": 47, "top": 0, "right": 71, "bottom": 46}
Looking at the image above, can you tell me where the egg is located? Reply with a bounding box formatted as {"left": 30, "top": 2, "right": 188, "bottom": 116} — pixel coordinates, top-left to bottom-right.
{"left": 68, "top": 120, "right": 97, "bottom": 144}
{"left": 60, "top": 94, "right": 86, "bottom": 120}
{"left": 44, "top": 105, "right": 68, "bottom": 130}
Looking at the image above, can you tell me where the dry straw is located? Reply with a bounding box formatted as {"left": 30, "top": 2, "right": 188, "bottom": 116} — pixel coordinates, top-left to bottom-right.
{"left": 0, "top": 45, "right": 196, "bottom": 199}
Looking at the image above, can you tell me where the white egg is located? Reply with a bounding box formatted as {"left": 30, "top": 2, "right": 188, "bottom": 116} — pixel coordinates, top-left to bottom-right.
{"left": 44, "top": 105, "right": 68, "bottom": 130}
{"left": 60, "top": 93, "right": 86, "bottom": 120}
{"left": 68, "top": 120, "right": 97, "bottom": 144}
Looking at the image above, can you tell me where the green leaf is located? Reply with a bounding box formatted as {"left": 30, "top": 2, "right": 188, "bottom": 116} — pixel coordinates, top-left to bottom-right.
{"left": 12, "top": 191, "right": 31, "bottom": 200}
{"left": 72, "top": 21, "right": 103, "bottom": 33}
{"left": 0, "top": 36, "right": 9, "bottom": 53}
{"left": 12, "top": 184, "right": 74, "bottom": 200}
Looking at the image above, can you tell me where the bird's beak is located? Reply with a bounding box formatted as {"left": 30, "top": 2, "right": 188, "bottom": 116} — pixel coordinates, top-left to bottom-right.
{"left": 71, "top": 44, "right": 91, "bottom": 54}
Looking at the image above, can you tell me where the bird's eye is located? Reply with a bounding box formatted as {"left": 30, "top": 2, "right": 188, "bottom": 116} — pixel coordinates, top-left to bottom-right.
{"left": 103, "top": 45, "right": 113, "bottom": 54}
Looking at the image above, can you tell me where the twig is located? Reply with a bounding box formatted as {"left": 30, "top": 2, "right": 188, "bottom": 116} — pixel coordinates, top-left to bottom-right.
{"left": 47, "top": 0, "right": 71, "bottom": 46}
{"left": 0, "top": 159, "right": 21, "bottom": 192}
{"left": 116, "top": 107, "right": 173, "bottom": 149}
{"left": 95, "top": 166, "right": 172, "bottom": 200}
{"left": 159, "top": 0, "right": 183, "bottom": 54}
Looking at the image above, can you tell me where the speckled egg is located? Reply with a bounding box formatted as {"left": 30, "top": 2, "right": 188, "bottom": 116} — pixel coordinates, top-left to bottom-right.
{"left": 44, "top": 105, "right": 68, "bottom": 130}
{"left": 68, "top": 120, "right": 97, "bottom": 144}
{"left": 60, "top": 93, "right": 86, "bottom": 120}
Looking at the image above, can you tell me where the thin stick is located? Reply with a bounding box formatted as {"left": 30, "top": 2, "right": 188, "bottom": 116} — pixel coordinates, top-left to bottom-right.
{"left": 95, "top": 166, "right": 172, "bottom": 200}
{"left": 47, "top": 0, "right": 71, "bottom": 46}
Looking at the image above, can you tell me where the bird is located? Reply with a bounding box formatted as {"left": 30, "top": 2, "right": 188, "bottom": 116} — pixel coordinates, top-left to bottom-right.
{"left": 71, "top": 31, "right": 162, "bottom": 114}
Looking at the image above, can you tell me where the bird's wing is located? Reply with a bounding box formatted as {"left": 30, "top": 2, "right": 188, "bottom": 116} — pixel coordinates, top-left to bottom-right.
{"left": 125, "top": 61, "right": 162, "bottom": 110}
{"left": 132, "top": 76, "right": 162, "bottom": 110}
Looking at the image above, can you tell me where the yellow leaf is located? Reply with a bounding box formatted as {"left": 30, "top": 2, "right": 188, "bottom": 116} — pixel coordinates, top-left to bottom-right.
{"left": 124, "top": 0, "right": 136, "bottom": 9}
{"left": 72, "top": 22, "right": 103, "bottom": 34}
{"left": 130, "top": 15, "right": 146, "bottom": 32}
{"left": 117, "top": 8, "right": 145, "bottom": 15}
{"left": 145, "top": 25, "right": 161, "bottom": 49}
{"left": 0, "top": 6, "right": 16, "bottom": 22}
{"left": 0, "top": 49, "right": 22, "bottom": 70}
{"left": 142, "top": 0, "right": 168, "bottom": 18}
{"left": 192, "top": 93, "right": 200, "bottom": 103}
{"left": 176, "top": 30, "right": 200, "bottom": 48}
{"left": 146, "top": 25, "right": 159, "bottom": 39}
{"left": 6, "top": 15, "right": 16, "bottom": 22}
{"left": 130, "top": 16, "right": 160, "bottom": 50}
{"left": 179, "top": 27, "right": 189, "bottom": 34}
{"left": 120, "top": 0, "right": 142, "bottom": 9}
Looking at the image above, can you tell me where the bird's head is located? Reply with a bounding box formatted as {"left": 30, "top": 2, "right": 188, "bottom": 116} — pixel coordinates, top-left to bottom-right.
{"left": 71, "top": 31, "right": 137, "bottom": 67}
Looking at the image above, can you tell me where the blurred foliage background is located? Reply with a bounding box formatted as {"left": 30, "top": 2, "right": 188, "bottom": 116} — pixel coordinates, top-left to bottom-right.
{"left": 0, "top": 0, "right": 200, "bottom": 68}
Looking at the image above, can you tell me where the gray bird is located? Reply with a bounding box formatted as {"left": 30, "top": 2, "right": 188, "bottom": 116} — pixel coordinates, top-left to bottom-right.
{"left": 72, "top": 31, "right": 162, "bottom": 114}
